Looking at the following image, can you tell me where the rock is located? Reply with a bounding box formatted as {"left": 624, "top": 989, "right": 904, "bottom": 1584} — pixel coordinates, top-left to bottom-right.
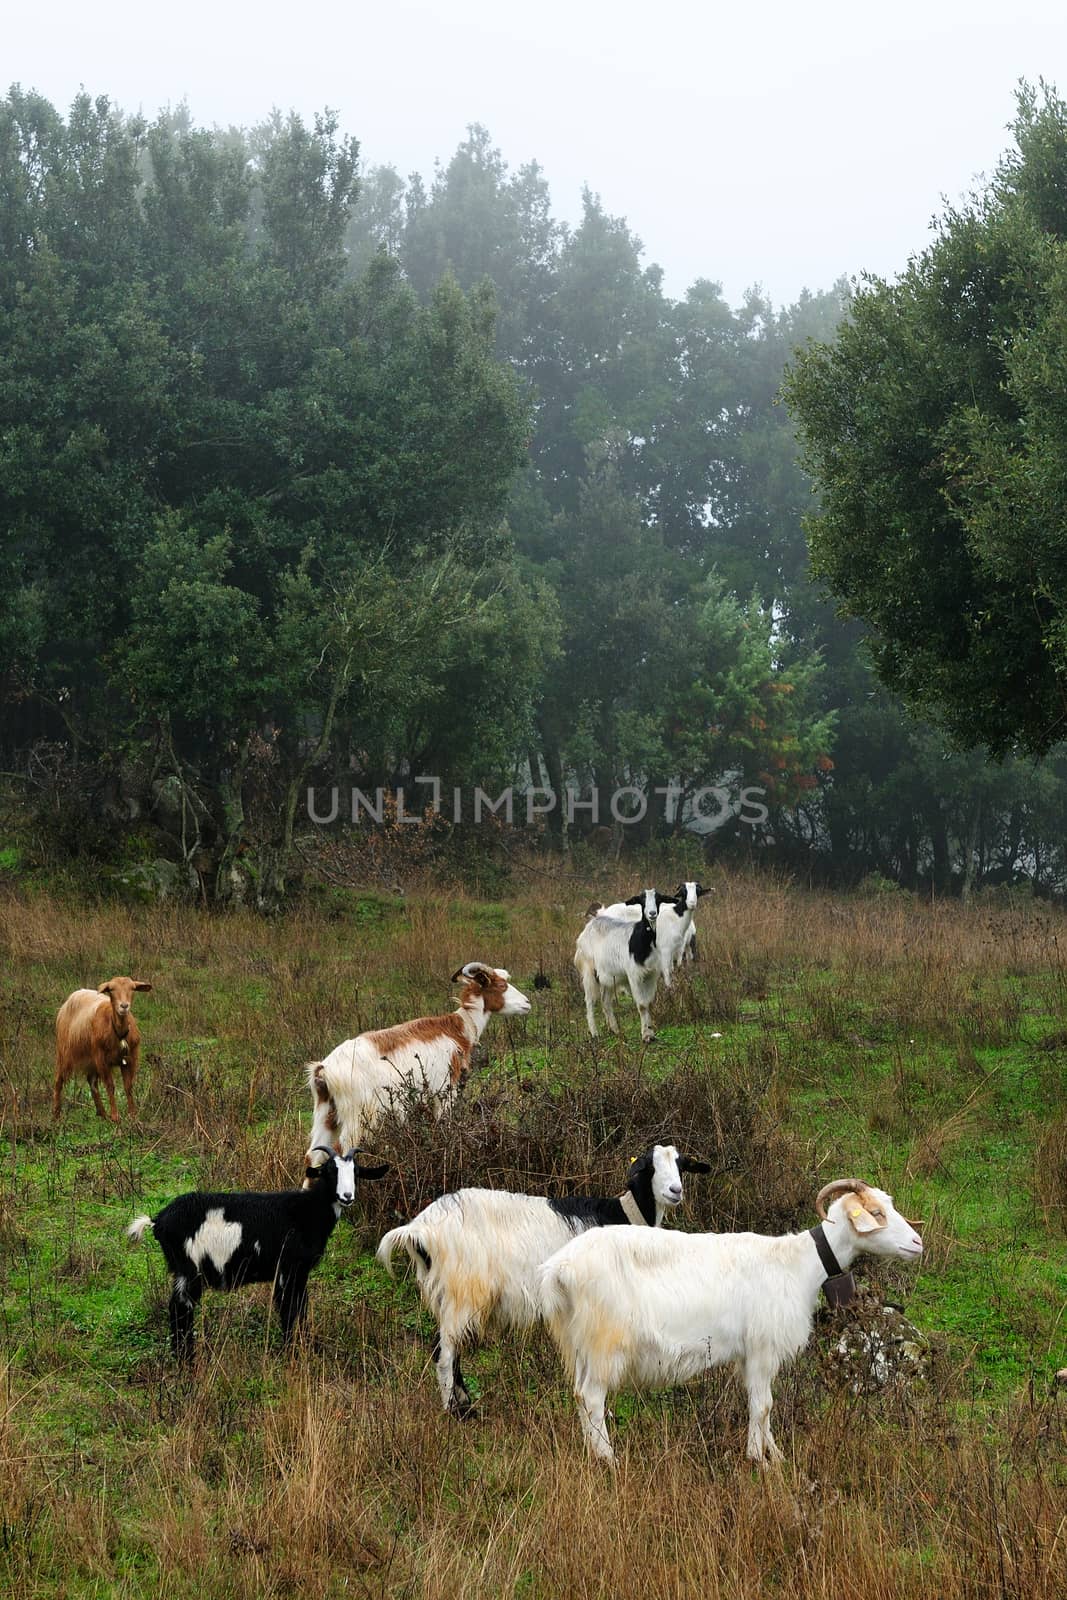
{"left": 819, "top": 1289, "right": 929, "bottom": 1394}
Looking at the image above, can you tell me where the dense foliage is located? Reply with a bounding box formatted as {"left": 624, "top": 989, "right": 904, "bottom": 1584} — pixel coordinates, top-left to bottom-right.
{"left": 784, "top": 84, "right": 1067, "bottom": 760}
{"left": 4, "top": 88, "right": 1067, "bottom": 898}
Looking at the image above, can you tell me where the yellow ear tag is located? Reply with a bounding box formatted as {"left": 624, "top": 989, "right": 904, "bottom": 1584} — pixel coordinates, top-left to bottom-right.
{"left": 847, "top": 1205, "right": 863, "bottom": 1220}
{"left": 630, "top": 1155, "right": 638, "bottom": 1164}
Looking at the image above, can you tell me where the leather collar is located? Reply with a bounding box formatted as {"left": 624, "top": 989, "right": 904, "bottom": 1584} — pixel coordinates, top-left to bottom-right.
{"left": 619, "top": 1189, "right": 649, "bottom": 1226}
{"left": 809, "top": 1222, "right": 845, "bottom": 1278}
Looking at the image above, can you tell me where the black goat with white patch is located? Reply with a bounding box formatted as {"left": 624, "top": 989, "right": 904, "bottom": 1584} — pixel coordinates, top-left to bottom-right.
{"left": 127, "top": 1148, "right": 389, "bottom": 1359}
{"left": 377, "top": 1143, "right": 711, "bottom": 1415}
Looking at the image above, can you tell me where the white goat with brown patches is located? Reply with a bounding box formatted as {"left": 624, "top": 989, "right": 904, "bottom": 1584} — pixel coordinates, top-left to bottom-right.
{"left": 305, "top": 963, "right": 531, "bottom": 1164}
{"left": 538, "top": 1177, "right": 924, "bottom": 1465}
{"left": 54, "top": 976, "right": 153, "bottom": 1122}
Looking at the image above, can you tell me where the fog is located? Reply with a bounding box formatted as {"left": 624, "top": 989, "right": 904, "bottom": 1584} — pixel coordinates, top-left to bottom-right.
{"left": 7, "top": 0, "right": 1067, "bottom": 303}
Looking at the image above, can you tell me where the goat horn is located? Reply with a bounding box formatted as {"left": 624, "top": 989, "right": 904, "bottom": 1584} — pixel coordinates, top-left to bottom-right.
{"left": 450, "top": 961, "right": 493, "bottom": 981}
{"left": 309, "top": 1145, "right": 338, "bottom": 1161}
{"left": 814, "top": 1178, "right": 870, "bottom": 1219}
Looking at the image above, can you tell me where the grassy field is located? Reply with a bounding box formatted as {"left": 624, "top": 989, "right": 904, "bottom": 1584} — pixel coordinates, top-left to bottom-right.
{"left": 0, "top": 866, "right": 1065, "bottom": 1597}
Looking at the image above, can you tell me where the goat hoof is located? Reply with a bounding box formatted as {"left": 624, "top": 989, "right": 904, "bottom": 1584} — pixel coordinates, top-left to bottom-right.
{"left": 449, "top": 1392, "right": 475, "bottom": 1420}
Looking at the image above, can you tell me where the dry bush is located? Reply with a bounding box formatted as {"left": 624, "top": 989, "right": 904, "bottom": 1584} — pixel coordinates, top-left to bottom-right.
{"left": 349, "top": 1044, "right": 810, "bottom": 1246}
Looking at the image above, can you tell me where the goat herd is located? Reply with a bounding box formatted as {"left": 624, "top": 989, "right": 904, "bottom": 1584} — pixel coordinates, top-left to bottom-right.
{"left": 50, "top": 880, "right": 924, "bottom": 1465}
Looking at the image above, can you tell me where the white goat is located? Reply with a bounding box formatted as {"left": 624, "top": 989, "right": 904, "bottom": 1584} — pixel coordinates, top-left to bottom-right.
{"left": 377, "top": 1144, "right": 710, "bottom": 1414}
{"left": 305, "top": 963, "right": 531, "bottom": 1163}
{"left": 655, "top": 880, "right": 710, "bottom": 986}
{"left": 538, "top": 1177, "right": 923, "bottom": 1464}
{"left": 575, "top": 896, "right": 662, "bottom": 1043}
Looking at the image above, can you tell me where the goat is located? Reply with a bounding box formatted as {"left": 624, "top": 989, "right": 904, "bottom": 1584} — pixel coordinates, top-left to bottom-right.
{"left": 593, "top": 884, "right": 710, "bottom": 984}
{"left": 574, "top": 897, "right": 662, "bottom": 1043}
{"left": 305, "top": 963, "right": 531, "bottom": 1164}
{"left": 377, "top": 1144, "right": 711, "bottom": 1415}
{"left": 538, "top": 1177, "right": 923, "bottom": 1464}
{"left": 655, "top": 881, "right": 710, "bottom": 985}
{"left": 593, "top": 887, "right": 667, "bottom": 922}
{"left": 126, "top": 1148, "right": 389, "bottom": 1359}
{"left": 54, "top": 976, "right": 153, "bottom": 1122}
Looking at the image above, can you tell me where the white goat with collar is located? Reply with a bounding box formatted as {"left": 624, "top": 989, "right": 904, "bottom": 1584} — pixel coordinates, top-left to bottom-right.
{"left": 538, "top": 1177, "right": 923, "bottom": 1464}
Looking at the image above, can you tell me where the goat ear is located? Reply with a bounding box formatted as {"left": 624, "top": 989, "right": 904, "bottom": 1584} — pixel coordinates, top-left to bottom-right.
{"left": 97, "top": 982, "right": 113, "bottom": 994}
{"left": 844, "top": 1199, "right": 883, "bottom": 1234}
{"left": 623, "top": 894, "right": 642, "bottom": 906}
{"left": 356, "top": 1162, "right": 390, "bottom": 1181}
{"left": 678, "top": 1157, "right": 712, "bottom": 1173}
{"left": 133, "top": 980, "right": 153, "bottom": 992}
{"left": 696, "top": 883, "right": 710, "bottom": 896}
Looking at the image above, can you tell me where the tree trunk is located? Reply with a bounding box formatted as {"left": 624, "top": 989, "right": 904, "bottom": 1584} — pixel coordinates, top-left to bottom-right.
{"left": 214, "top": 737, "right": 253, "bottom": 904}
{"left": 539, "top": 733, "right": 566, "bottom": 845}
{"left": 960, "top": 796, "right": 982, "bottom": 903}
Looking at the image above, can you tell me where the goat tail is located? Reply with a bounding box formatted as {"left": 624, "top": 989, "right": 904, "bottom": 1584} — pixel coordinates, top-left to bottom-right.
{"left": 375, "top": 1227, "right": 403, "bottom": 1277}
{"left": 126, "top": 1215, "right": 153, "bottom": 1243}
{"left": 305, "top": 1058, "right": 326, "bottom": 1092}
{"left": 376, "top": 1225, "right": 425, "bottom": 1279}
{"left": 377, "top": 1228, "right": 415, "bottom": 1280}
{"left": 537, "top": 1257, "right": 571, "bottom": 1330}
{"left": 538, "top": 1260, "right": 582, "bottom": 1381}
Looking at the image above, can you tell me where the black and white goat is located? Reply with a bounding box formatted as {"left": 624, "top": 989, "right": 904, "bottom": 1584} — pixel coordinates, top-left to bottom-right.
{"left": 377, "top": 1144, "right": 711, "bottom": 1415}
{"left": 538, "top": 1177, "right": 923, "bottom": 1464}
{"left": 127, "top": 1149, "right": 389, "bottom": 1358}
{"left": 575, "top": 892, "right": 663, "bottom": 1042}
{"left": 655, "top": 880, "right": 710, "bottom": 984}
{"left": 592, "top": 884, "right": 709, "bottom": 985}
{"left": 594, "top": 887, "right": 667, "bottom": 923}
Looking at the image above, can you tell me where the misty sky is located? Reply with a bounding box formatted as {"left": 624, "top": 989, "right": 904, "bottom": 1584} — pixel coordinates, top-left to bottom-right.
{"left": 7, "top": 0, "right": 1067, "bottom": 307}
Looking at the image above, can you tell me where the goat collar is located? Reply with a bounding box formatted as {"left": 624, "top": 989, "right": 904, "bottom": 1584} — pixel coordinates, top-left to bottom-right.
{"left": 809, "top": 1223, "right": 844, "bottom": 1277}
{"left": 618, "top": 1188, "right": 650, "bottom": 1226}
{"left": 809, "top": 1223, "right": 856, "bottom": 1308}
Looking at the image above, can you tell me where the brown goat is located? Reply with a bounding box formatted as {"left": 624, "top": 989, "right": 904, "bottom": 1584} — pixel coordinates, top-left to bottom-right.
{"left": 53, "top": 977, "right": 153, "bottom": 1122}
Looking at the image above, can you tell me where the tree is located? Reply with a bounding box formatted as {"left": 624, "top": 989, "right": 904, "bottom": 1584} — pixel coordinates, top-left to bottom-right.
{"left": 783, "top": 82, "right": 1067, "bottom": 758}
{"left": 0, "top": 93, "right": 533, "bottom": 901}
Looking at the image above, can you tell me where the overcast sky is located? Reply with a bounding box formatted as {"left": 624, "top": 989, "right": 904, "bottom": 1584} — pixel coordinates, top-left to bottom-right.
{"left": 7, "top": 0, "right": 1067, "bottom": 306}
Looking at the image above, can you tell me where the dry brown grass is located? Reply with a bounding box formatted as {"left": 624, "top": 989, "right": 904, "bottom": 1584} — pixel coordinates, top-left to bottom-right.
{"left": 1, "top": 1345, "right": 1065, "bottom": 1599}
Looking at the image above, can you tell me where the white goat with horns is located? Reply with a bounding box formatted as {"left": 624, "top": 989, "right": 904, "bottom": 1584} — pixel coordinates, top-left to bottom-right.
{"left": 306, "top": 963, "right": 531, "bottom": 1162}
{"left": 538, "top": 1177, "right": 923, "bottom": 1465}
